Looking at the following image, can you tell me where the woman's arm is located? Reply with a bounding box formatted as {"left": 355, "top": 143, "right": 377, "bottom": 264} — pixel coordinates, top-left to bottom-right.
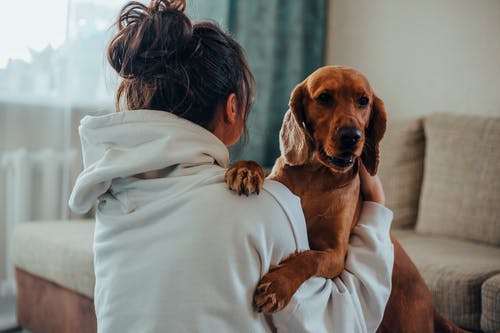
{"left": 271, "top": 202, "right": 393, "bottom": 333}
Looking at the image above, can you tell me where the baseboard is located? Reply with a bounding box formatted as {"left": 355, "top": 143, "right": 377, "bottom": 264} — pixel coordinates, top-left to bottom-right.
{"left": 0, "top": 293, "right": 17, "bottom": 332}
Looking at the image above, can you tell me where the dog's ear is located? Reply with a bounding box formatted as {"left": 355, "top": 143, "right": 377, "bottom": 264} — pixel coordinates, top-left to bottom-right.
{"left": 361, "top": 94, "right": 387, "bottom": 175}
{"left": 280, "top": 83, "right": 311, "bottom": 166}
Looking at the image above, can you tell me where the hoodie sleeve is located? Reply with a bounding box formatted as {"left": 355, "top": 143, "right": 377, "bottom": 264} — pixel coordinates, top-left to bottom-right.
{"left": 270, "top": 201, "right": 394, "bottom": 333}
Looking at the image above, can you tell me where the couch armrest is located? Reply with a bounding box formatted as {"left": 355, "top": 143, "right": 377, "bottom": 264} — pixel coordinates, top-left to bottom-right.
{"left": 481, "top": 274, "right": 500, "bottom": 333}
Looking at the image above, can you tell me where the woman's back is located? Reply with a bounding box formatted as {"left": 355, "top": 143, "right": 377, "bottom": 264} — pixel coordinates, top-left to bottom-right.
{"left": 71, "top": 110, "right": 301, "bottom": 332}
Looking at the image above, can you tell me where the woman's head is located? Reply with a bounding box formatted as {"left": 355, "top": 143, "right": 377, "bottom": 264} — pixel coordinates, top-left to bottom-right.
{"left": 107, "top": 0, "right": 255, "bottom": 136}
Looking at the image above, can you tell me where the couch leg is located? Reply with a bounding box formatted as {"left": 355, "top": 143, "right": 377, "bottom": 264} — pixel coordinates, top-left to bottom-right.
{"left": 15, "top": 268, "right": 97, "bottom": 333}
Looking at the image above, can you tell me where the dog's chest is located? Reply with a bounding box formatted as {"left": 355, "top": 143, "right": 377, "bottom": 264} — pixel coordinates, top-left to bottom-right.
{"left": 272, "top": 163, "right": 361, "bottom": 230}
{"left": 297, "top": 177, "right": 361, "bottom": 229}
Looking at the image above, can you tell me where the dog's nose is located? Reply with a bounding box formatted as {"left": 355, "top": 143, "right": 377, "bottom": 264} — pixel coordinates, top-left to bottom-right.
{"left": 338, "top": 126, "right": 362, "bottom": 148}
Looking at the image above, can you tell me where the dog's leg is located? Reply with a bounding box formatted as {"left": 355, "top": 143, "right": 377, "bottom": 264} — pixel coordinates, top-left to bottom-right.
{"left": 254, "top": 220, "right": 351, "bottom": 314}
{"left": 254, "top": 248, "right": 347, "bottom": 313}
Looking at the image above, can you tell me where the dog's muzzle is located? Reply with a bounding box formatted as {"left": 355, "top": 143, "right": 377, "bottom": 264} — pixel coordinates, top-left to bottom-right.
{"left": 338, "top": 126, "right": 362, "bottom": 149}
{"left": 328, "top": 154, "right": 354, "bottom": 168}
{"left": 321, "top": 149, "right": 355, "bottom": 169}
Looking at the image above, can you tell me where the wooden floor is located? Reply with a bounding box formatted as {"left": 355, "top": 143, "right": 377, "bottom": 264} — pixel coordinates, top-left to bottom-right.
{"left": 0, "top": 327, "right": 22, "bottom": 332}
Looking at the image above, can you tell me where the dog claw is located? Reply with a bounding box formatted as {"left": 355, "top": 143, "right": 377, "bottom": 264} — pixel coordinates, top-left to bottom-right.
{"left": 253, "top": 263, "right": 300, "bottom": 314}
{"left": 255, "top": 292, "right": 274, "bottom": 307}
{"left": 260, "top": 299, "right": 277, "bottom": 313}
{"left": 256, "top": 281, "right": 272, "bottom": 293}
{"left": 255, "top": 293, "right": 286, "bottom": 313}
{"left": 255, "top": 292, "right": 278, "bottom": 313}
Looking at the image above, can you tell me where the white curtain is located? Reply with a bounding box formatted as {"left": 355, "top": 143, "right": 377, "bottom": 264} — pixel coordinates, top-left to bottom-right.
{"left": 0, "top": 0, "right": 127, "bottom": 297}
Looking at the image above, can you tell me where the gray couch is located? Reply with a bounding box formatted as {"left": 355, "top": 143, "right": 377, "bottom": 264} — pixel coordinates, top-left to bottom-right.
{"left": 379, "top": 113, "right": 500, "bottom": 332}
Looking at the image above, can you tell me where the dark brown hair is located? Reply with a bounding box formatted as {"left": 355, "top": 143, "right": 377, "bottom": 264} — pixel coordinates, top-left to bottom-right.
{"left": 107, "top": 0, "right": 255, "bottom": 131}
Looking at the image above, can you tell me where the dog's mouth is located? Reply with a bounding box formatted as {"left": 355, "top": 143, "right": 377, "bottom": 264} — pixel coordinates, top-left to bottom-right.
{"left": 320, "top": 149, "right": 356, "bottom": 169}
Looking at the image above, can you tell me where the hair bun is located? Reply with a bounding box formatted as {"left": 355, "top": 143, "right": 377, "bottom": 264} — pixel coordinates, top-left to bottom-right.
{"left": 107, "top": 0, "right": 193, "bottom": 79}
{"left": 149, "top": 0, "right": 186, "bottom": 13}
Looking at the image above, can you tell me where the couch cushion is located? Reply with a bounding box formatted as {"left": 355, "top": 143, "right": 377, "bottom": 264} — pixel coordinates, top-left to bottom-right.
{"left": 416, "top": 114, "right": 500, "bottom": 246}
{"left": 481, "top": 274, "right": 500, "bottom": 333}
{"left": 378, "top": 118, "right": 425, "bottom": 229}
{"left": 12, "top": 221, "right": 95, "bottom": 298}
{"left": 393, "top": 229, "right": 500, "bottom": 331}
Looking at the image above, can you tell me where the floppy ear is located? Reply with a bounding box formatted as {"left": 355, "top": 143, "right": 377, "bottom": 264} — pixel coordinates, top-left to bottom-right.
{"left": 361, "top": 94, "right": 387, "bottom": 175}
{"left": 279, "top": 83, "right": 311, "bottom": 165}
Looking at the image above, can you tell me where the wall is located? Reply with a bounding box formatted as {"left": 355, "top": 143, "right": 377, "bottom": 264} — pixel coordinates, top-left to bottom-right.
{"left": 326, "top": 0, "right": 500, "bottom": 120}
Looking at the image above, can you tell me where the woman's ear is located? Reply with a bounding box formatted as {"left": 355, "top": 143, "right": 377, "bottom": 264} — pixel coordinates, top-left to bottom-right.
{"left": 224, "top": 93, "right": 238, "bottom": 124}
{"left": 211, "top": 93, "right": 243, "bottom": 146}
{"left": 280, "top": 83, "right": 311, "bottom": 166}
{"left": 361, "top": 94, "right": 387, "bottom": 175}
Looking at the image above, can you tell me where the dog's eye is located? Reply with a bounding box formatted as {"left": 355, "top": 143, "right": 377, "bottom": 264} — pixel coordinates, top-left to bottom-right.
{"left": 357, "top": 96, "right": 369, "bottom": 108}
{"left": 317, "top": 93, "right": 333, "bottom": 105}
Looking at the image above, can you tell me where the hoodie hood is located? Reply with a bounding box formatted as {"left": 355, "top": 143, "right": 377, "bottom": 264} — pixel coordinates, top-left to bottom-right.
{"left": 69, "top": 110, "right": 229, "bottom": 214}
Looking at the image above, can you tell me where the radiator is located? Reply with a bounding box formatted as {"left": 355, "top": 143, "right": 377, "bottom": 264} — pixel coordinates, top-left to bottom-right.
{"left": 0, "top": 148, "right": 77, "bottom": 296}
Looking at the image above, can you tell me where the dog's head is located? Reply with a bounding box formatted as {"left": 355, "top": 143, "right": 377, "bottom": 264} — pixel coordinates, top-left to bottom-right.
{"left": 280, "top": 66, "right": 386, "bottom": 175}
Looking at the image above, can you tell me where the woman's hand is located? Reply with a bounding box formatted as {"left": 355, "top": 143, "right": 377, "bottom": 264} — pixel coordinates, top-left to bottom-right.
{"left": 359, "top": 162, "right": 386, "bottom": 205}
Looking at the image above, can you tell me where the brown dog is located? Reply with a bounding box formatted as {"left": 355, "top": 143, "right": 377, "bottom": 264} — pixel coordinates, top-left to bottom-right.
{"left": 225, "top": 66, "right": 468, "bottom": 332}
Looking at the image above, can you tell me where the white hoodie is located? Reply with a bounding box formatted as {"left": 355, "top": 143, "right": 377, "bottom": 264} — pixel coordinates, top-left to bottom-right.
{"left": 69, "top": 110, "right": 394, "bottom": 333}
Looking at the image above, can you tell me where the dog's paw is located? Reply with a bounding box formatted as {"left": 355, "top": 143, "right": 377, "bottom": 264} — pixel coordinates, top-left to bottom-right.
{"left": 225, "top": 160, "right": 265, "bottom": 196}
{"left": 253, "top": 265, "right": 297, "bottom": 314}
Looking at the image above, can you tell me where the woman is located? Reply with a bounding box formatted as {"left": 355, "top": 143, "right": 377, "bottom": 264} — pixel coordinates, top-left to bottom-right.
{"left": 69, "top": 1, "right": 394, "bottom": 332}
